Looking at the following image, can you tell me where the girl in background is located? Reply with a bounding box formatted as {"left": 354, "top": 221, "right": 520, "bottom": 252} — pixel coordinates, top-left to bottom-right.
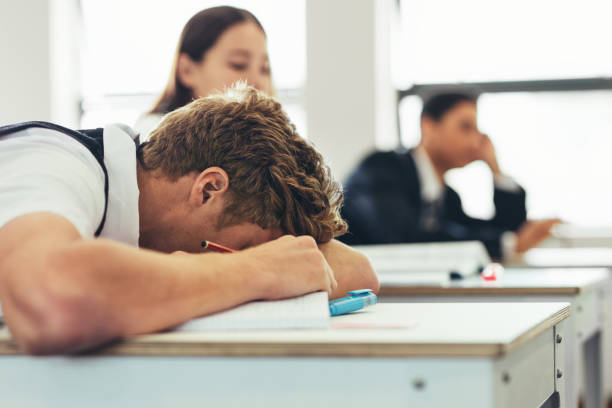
{"left": 135, "top": 6, "right": 273, "bottom": 140}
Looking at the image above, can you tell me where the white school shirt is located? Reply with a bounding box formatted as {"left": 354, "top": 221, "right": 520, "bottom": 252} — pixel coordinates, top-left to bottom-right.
{"left": 0, "top": 124, "right": 140, "bottom": 245}
{"left": 411, "top": 147, "right": 522, "bottom": 202}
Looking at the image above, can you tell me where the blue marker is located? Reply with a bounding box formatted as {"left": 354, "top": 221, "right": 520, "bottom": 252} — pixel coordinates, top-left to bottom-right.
{"left": 329, "top": 289, "right": 377, "bottom": 316}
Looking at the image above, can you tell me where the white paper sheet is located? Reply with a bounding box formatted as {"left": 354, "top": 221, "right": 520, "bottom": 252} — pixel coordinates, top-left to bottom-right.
{"left": 175, "top": 291, "right": 330, "bottom": 331}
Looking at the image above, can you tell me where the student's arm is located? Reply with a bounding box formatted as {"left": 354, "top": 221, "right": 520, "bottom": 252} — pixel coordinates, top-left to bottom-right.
{"left": 476, "top": 133, "right": 527, "bottom": 230}
{"left": 0, "top": 213, "right": 336, "bottom": 355}
{"left": 445, "top": 189, "right": 558, "bottom": 257}
{"left": 319, "top": 239, "right": 379, "bottom": 299}
{"left": 491, "top": 186, "right": 527, "bottom": 230}
{"left": 514, "top": 219, "right": 560, "bottom": 253}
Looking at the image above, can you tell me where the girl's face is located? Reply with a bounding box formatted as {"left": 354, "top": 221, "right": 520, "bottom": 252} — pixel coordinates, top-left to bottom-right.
{"left": 179, "top": 21, "right": 272, "bottom": 98}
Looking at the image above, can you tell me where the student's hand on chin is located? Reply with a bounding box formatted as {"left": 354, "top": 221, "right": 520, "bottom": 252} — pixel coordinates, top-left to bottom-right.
{"left": 238, "top": 235, "right": 337, "bottom": 299}
{"left": 515, "top": 219, "right": 562, "bottom": 253}
{"left": 477, "top": 134, "right": 501, "bottom": 175}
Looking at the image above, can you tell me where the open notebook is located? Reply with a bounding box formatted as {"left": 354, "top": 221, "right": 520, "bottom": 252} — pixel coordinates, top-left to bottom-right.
{"left": 175, "top": 291, "right": 330, "bottom": 331}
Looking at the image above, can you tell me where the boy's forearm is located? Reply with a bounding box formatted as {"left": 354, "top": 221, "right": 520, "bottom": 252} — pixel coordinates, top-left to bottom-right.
{"left": 0, "top": 214, "right": 261, "bottom": 354}
{"left": 319, "top": 239, "right": 379, "bottom": 299}
{"left": 1, "top": 214, "right": 336, "bottom": 355}
{"left": 3, "top": 241, "right": 260, "bottom": 354}
{"left": 50, "top": 239, "right": 259, "bottom": 335}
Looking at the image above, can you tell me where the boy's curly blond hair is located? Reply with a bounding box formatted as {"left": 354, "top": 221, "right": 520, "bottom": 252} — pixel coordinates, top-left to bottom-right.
{"left": 138, "top": 83, "right": 347, "bottom": 243}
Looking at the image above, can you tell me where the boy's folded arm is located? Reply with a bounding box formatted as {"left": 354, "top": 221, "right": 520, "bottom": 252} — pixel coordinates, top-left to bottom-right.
{"left": 0, "top": 214, "right": 334, "bottom": 355}
{"left": 0, "top": 213, "right": 248, "bottom": 354}
{"left": 319, "top": 239, "right": 379, "bottom": 300}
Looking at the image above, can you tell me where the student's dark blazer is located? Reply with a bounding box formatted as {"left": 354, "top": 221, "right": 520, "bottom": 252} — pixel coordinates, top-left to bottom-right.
{"left": 338, "top": 149, "right": 527, "bottom": 259}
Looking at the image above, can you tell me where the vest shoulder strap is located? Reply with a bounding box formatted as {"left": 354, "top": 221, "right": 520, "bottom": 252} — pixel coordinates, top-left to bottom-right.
{"left": 0, "top": 121, "right": 109, "bottom": 236}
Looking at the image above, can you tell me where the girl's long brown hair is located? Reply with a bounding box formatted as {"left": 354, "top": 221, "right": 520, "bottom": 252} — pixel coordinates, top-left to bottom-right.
{"left": 150, "top": 6, "right": 265, "bottom": 114}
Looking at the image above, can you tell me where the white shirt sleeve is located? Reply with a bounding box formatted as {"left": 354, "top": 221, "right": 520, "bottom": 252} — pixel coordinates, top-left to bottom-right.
{"left": 493, "top": 174, "right": 522, "bottom": 193}
{"left": 0, "top": 130, "right": 106, "bottom": 238}
{"left": 501, "top": 230, "right": 518, "bottom": 262}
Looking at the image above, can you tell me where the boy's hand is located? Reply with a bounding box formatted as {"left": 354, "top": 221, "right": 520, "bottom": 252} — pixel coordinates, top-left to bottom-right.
{"left": 477, "top": 133, "right": 502, "bottom": 175}
{"left": 515, "top": 219, "right": 562, "bottom": 253}
{"left": 235, "top": 235, "right": 337, "bottom": 299}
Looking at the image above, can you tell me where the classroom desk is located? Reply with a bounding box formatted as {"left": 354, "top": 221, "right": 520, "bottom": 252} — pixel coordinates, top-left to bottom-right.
{"left": 378, "top": 268, "right": 608, "bottom": 408}
{"left": 508, "top": 248, "right": 612, "bottom": 269}
{"left": 354, "top": 241, "right": 490, "bottom": 278}
{"left": 0, "top": 303, "right": 568, "bottom": 408}
{"left": 508, "top": 247, "right": 612, "bottom": 407}
{"left": 542, "top": 226, "right": 612, "bottom": 248}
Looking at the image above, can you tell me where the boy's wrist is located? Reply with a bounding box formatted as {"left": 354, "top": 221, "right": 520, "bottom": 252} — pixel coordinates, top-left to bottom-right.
{"left": 224, "top": 251, "right": 271, "bottom": 300}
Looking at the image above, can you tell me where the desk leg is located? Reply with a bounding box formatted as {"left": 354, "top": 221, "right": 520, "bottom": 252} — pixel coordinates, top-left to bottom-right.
{"left": 602, "top": 278, "right": 612, "bottom": 406}
{"left": 556, "top": 321, "right": 567, "bottom": 408}
{"left": 584, "top": 331, "right": 603, "bottom": 408}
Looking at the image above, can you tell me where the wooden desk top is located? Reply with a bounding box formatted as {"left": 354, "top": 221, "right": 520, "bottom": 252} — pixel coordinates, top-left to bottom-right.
{"left": 0, "top": 303, "right": 569, "bottom": 358}
{"left": 508, "top": 248, "right": 612, "bottom": 268}
{"left": 379, "top": 267, "right": 609, "bottom": 297}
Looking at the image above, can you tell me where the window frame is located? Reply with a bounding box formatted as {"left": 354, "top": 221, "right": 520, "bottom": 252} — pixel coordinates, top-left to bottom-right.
{"left": 395, "top": 77, "right": 612, "bottom": 147}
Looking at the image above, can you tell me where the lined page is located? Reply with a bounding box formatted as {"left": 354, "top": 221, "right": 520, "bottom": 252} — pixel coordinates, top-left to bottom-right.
{"left": 175, "top": 292, "right": 330, "bottom": 331}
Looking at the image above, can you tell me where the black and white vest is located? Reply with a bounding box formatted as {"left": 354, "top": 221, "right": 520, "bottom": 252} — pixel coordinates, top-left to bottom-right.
{"left": 0, "top": 121, "right": 138, "bottom": 236}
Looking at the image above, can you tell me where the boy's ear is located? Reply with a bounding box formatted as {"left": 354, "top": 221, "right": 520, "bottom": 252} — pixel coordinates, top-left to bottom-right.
{"left": 177, "top": 53, "right": 197, "bottom": 88}
{"left": 189, "top": 167, "right": 229, "bottom": 208}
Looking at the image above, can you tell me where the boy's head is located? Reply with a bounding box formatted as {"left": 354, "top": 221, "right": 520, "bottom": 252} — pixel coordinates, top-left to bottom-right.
{"left": 137, "top": 83, "right": 347, "bottom": 252}
{"left": 420, "top": 92, "right": 484, "bottom": 169}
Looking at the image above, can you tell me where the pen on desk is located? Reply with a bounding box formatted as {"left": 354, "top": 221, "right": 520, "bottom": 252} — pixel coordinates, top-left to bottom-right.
{"left": 201, "top": 240, "right": 235, "bottom": 253}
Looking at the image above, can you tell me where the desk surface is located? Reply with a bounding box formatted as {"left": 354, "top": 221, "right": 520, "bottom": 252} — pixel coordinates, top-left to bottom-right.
{"left": 379, "top": 267, "right": 609, "bottom": 296}
{"left": 0, "top": 303, "right": 569, "bottom": 358}
{"left": 509, "top": 248, "right": 612, "bottom": 268}
{"left": 544, "top": 225, "right": 612, "bottom": 248}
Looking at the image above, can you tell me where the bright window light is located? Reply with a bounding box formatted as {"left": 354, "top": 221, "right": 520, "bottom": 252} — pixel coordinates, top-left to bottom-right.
{"left": 394, "top": 0, "right": 612, "bottom": 87}
{"left": 470, "top": 91, "right": 612, "bottom": 225}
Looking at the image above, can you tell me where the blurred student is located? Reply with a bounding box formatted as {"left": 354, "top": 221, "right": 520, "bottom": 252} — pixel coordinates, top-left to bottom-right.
{"left": 340, "top": 92, "right": 557, "bottom": 259}
{"left": 0, "top": 85, "right": 377, "bottom": 355}
{"left": 135, "top": 6, "right": 272, "bottom": 140}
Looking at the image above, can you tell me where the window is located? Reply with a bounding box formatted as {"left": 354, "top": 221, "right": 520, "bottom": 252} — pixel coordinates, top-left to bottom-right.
{"left": 393, "top": 0, "right": 612, "bottom": 87}
{"left": 394, "top": 0, "right": 612, "bottom": 225}
{"left": 79, "top": 0, "right": 306, "bottom": 135}
{"left": 476, "top": 91, "right": 612, "bottom": 224}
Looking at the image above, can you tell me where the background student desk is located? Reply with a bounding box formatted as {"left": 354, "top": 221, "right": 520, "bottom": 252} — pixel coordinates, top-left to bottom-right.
{"left": 378, "top": 268, "right": 608, "bottom": 408}
{"left": 0, "top": 303, "right": 568, "bottom": 408}
{"left": 541, "top": 226, "right": 612, "bottom": 249}
{"left": 509, "top": 248, "right": 612, "bottom": 269}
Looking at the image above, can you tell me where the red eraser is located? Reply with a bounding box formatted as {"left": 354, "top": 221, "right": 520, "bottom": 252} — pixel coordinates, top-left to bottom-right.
{"left": 481, "top": 263, "right": 505, "bottom": 281}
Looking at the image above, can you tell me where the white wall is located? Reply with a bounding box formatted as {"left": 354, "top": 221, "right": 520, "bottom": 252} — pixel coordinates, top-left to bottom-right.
{"left": 0, "top": 0, "right": 80, "bottom": 126}
{"left": 305, "top": 0, "right": 397, "bottom": 182}
{"left": 49, "top": 0, "right": 81, "bottom": 127}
